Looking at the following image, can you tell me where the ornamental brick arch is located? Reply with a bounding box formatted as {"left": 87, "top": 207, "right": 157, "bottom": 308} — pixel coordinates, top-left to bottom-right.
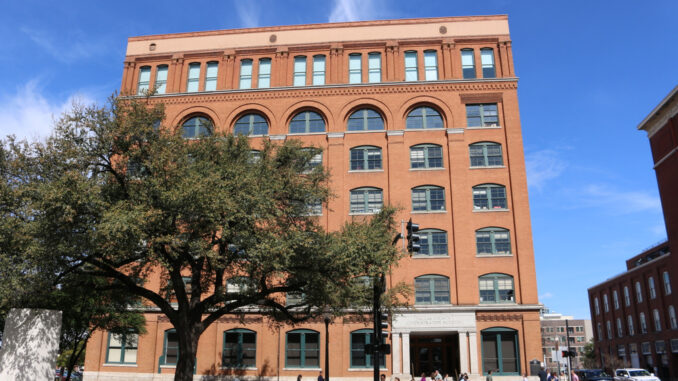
{"left": 338, "top": 97, "right": 394, "bottom": 131}
{"left": 170, "top": 105, "right": 222, "bottom": 135}
{"left": 224, "top": 103, "right": 275, "bottom": 134}
{"left": 280, "top": 100, "right": 334, "bottom": 134}
{"left": 399, "top": 95, "right": 454, "bottom": 130}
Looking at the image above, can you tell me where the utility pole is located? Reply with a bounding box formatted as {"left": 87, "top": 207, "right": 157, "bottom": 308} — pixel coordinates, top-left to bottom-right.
{"left": 565, "top": 320, "right": 572, "bottom": 381}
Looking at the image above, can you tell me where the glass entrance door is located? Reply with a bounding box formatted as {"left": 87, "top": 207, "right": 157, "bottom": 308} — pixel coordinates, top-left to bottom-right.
{"left": 410, "top": 334, "right": 459, "bottom": 378}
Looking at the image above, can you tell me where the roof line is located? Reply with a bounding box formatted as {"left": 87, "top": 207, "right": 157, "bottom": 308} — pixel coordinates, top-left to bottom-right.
{"left": 637, "top": 84, "right": 678, "bottom": 130}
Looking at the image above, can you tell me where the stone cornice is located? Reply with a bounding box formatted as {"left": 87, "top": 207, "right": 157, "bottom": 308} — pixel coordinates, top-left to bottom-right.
{"left": 132, "top": 79, "right": 518, "bottom": 105}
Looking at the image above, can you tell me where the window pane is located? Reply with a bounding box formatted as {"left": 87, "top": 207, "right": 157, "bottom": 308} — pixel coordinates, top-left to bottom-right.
{"left": 294, "top": 56, "right": 306, "bottom": 86}
{"left": 349, "top": 54, "right": 362, "bottom": 84}
{"left": 461, "top": 50, "right": 475, "bottom": 79}
{"left": 415, "top": 278, "right": 431, "bottom": 304}
{"left": 137, "top": 66, "right": 151, "bottom": 94}
{"left": 313, "top": 55, "right": 325, "bottom": 85}
{"left": 350, "top": 190, "right": 365, "bottom": 213}
{"left": 205, "top": 62, "right": 218, "bottom": 91}
{"left": 350, "top": 149, "right": 365, "bottom": 170}
{"left": 424, "top": 51, "right": 438, "bottom": 80}
{"left": 476, "top": 231, "right": 492, "bottom": 254}
{"left": 412, "top": 189, "right": 427, "bottom": 211}
{"left": 427, "top": 146, "right": 443, "bottom": 167}
{"left": 430, "top": 231, "right": 447, "bottom": 255}
{"left": 368, "top": 53, "right": 381, "bottom": 83}
{"left": 405, "top": 51, "right": 418, "bottom": 81}
{"left": 429, "top": 188, "right": 445, "bottom": 210}
{"left": 187, "top": 63, "right": 200, "bottom": 92}
{"left": 258, "top": 58, "right": 271, "bottom": 88}
{"left": 481, "top": 49, "right": 496, "bottom": 78}
{"left": 482, "top": 333, "right": 499, "bottom": 372}
{"left": 410, "top": 147, "right": 425, "bottom": 168}
{"left": 155, "top": 65, "right": 168, "bottom": 94}
{"left": 351, "top": 332, "right": 367, "bottom": 367}
{"left": 239, "top": 60, "right": 252, "bottom": 89}
{"left": 500, "top": 333, "right": 518, "bottom": 373}
{"left": 108, "top": 348, "right": 122, "bottom": 362}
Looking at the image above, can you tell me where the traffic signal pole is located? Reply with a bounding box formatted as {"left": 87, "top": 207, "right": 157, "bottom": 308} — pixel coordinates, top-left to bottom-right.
{"left": 373, "top": 274, "right": 383, "bottom": 381}
{"left": 565, "top": 320, "right": 572, "bottom": 380}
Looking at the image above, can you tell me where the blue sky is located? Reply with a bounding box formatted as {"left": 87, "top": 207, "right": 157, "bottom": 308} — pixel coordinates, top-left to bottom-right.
{"left": 1, "top": 0, "right": 676, "bottom": 319}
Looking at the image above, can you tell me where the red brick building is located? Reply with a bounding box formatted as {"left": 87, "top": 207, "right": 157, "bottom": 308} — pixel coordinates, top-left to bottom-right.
{"left": 84, "top": 16, "right": 542, "bottom": 381}
{"left": 588, "top": 86, "right": 678, "bottom": 381}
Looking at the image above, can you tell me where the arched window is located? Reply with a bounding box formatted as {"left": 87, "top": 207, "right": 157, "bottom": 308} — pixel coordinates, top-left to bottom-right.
{"left": 605, "top": 321, "right": 612, "bottom": 339}
{"left": 653, "top": 309, "right": 662, "bottom": 332}
{"left": 613, "top": 290, "right": 619, "bottom": 309}
{"left": 479, "top": 274, "right": 515, "bottom": 304}
{"left": 639, "top": 312, "right": 647, "bottom": 334}
{"left": 137, "top": 66, "right": 151, "bottom": 94}
{"left": 663, "top": 271, "right": 672, "bottom": 295}
{"left": 469, "top": 142, "right": 503, "bottom": 167}
{"left": 627, "top": 315, "right": 635, "bottom": 336}
{"left": 350, "top": 329, "right": 385, "bottom": 368}
{"left": 347, "top": 109, "right": 384, "bottom": 131}
{"left": 649, "top": 277, "right": 657, "bottom": 299}
{"left": 155, "top": 65, "right": 168, "bottom": 94}
{"left": 410, "top": 144, "right": 443, "bottom": 169}
{"left": 476, "top": 228, "right": 511, "bottom": 255}
{"left": 635, "top": 281, "right": 643, "bottom": 303}
{"left": 624, "top": 286, "right": 631, "bottom": 306}
{"left": 161, "top": 329, "right": 179, "bottom": 365}
{"left": 473, "top": 184, "right": 507, "bottom": 210}
{"left": 289, "top": 111, "right": 325, "bottom": 134}
{"left": 234, "top": 114, "right": 268, "bottom": 136}
{"left": 616, "top": 318, "right": 623, "bottom": 338}
{"left": 669, "top": 305, "right": 677, "bottom": 329}
{"left": 417, "top": 229, "right": 448, "bottom": 256}
{"left": 414, "top": 275, "right": 449, "bottom": 304}
{"left": 481, "top": 328, "right": 519, "bottom": 375}
{"left": 603, "top": 294, "right": 609, "bottom": 312}
{"left": 350, "top": 187, "right": 383, "bottom": 214}
{"left": 286, "top": 329, "right": 319, "bottom": 368}
{"left": 182, "top": 115, "right": 212, "bottom": 138}
{"left": 223, "top": 329, "right": 256, "bottom": 368}
{"left": 412, "top": 186, "right": 445, "bottom": 212}
{"left": 349, "top": 146, "right": 382, "bottom": 171}
{"left": 594, "top": 297, "right": 600, "bottom": 315}
{"left": 406, "top": 106, "right": 443, "bottom": 129}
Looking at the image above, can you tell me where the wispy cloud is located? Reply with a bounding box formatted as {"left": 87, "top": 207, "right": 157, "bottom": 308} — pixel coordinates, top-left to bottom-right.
{"left": 577, "top": 184, "right": 661, "bottom": 215}
{"left": 0, "top": 80, "right": 93, "bottom": 142}
{"left": 525, "top": 149, "right": 567, "bottom": 190}
{"left": 329, "top": 0, "right": 380, "bottom": 22}
{"left": 235, "top": 2, "right": 260, "bottom": 28}
{"left": 540, "top": 292, "right": 553, "bottom": 300}
{"left": 21, "top": 27, "right": 108, "bottom": 64}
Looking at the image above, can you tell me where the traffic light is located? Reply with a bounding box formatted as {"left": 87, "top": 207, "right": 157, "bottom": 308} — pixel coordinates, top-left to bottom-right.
{"left": 569, "top": 349, "right": 577, "bottom": 357}
{"left": 561, "top": 350, "right": 569, "bottom": 358}
{"left": 380, "top": 311, "right": 389, "bottom": 339}
{"left": 406, "top": 218, "right": 420, "bottom": 253}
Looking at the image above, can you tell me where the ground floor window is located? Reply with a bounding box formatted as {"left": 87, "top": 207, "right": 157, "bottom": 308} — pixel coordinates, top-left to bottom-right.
{"left": 286, "top": 329, "right": 319, "bottom": 368}
{"left": 161, "top": 329, "right": 179, "bottom": 365}
{"left": 223, "top": 329, "right": 256, "bottom": 367}
{"left": 350, "top": 329, "right": 385, "bottom": 368}
{"left": 105, "top": 332, "right": 138, "bottom": 364}
{"left": 481, "top": 327, "right": 519, "bottom": 375}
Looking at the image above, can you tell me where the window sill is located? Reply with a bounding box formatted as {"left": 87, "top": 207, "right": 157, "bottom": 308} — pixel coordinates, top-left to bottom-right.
{"left": 405, "top": 128, "right": 447, "bottom": 132}
{"left": 476, "top": 254, "right": 513, "bottom": 258}
{"left": 479, "top": 302, "right": 516, "bottom": 305}
{"left": 348, "top": 368, "right": 388, "bottom": 372}
{"left": 284, "top": 368, "right": 322, "bottom": 371}
{"left": 473, "top": 208, "right": 510, "bottom": 212}
{"left": 411, "top": 210, "right": 447, "bottom": 214}
{"left": 288, "top": 132, "right": 327, "bottom": 136}
{"left": 345, "top": 130, "right": 385, "bottom": 134}
{"left": 409, "top": 167, "right": 445, "bottom": 171}
{"left": 413, "top": 255, "right": 450, "bottom": 259}
{"left": 470, "top": 165, "right": 505, "bottom": 169}
{"left": 349, "top": 212, "right": 379, "bottom": 216}
{"left": 221, "top": 367, "right": 257, "bottom": 370}
{"left": 159, "top": 365, "right": 176, "bottom": 368}
{"left": 466, "top": 126, "right": 502, "bottom": 130}
{"left": 349, "top": 170, "right": 384, "bottom": 173}
{"left": 103, "top": 363, "right": 138, "bottom": 367}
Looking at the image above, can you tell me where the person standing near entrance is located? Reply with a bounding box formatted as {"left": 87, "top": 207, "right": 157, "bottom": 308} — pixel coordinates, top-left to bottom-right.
{"left": 318, "top": 371, "right": 324, "bottom": 381}
{"left": 435, "top": 370, "right": 443, "bottom": 381}
{"left": 486, "top": 370, "right": 493, "bottom": 381}
{"left": 538, "top": 367, "right": 547, "bottom": 381}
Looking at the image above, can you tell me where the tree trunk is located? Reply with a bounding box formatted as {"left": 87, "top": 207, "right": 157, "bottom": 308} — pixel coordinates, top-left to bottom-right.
{"left": 174, "top": 324, "right": 200, "bottom": 381}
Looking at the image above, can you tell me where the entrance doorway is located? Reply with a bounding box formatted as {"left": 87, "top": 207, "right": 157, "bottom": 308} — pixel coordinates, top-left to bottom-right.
{"left": 410, "top": 334, "right": 460, "bottom": 379}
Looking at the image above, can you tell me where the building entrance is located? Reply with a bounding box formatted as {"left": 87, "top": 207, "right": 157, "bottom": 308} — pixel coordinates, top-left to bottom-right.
{"left": 410, "top": 334, "right": 460, "bottom": 379}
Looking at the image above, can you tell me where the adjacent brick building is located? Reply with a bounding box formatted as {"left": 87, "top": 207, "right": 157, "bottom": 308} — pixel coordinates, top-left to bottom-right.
{"left": 83, "top": 16, "right": 542, "bottom": 381}
{"left": 540, "top": 309, "right": 592, "bottom": 371}
{"left": 588, "top": 85, "right": 678, "bottom": 381}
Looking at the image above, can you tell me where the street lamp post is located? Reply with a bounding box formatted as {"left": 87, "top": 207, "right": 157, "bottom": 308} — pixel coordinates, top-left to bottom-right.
{"left": 324, "top": 309, "right": 332, "bottom": 381}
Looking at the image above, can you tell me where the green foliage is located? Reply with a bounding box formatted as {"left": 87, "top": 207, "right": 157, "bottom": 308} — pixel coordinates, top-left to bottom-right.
{"left": 581, "top": 340, "right": 597, "bottom": 369}
{"left": 0, "top": 96, "right": 404, "bottom": 381}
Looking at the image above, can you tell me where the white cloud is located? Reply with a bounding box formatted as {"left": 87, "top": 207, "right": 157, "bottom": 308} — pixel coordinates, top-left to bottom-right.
{"left": 525, "top": 149, "right": 567, "bottom": 190}
{"left": 21, "top": 27, "right": 107, "bottom": 64}
{"left": 0, "top": 80, "right": 93, "bottom": 142}
{"left": 235, "top": 2, "right": 260, "bottom": 28}
{"left": 579, "top": 184, "right": 661, "bottom": 215}
{"left": 540, "top": 292, "right": 553, "bottom": 299}
{"left": 329, "top": 0, "right": 379, "bottom": 22}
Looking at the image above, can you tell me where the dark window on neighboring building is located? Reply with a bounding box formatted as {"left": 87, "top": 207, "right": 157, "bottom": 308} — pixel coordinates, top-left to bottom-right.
{"left": 466, "top": 104, "right": 499, "bottom": 127}
{"left": 223, "top": 329, "right": 256, "bottom": 368}
{"left": 350, "top": 146, "right": 382, "bottom": 170}
{"left": 286, "top": 330, "right": 319, "bottom": 368}
{"left": 406, "top": 107, "right": 443, "bottom": 129}
{"left": 481, "top": 328, "right": 519, "bottom": 375}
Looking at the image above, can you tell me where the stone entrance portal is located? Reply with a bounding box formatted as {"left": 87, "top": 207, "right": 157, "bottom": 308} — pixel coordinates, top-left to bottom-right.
{"left": 410, "top": 334, "right": 460, "bottom": 378}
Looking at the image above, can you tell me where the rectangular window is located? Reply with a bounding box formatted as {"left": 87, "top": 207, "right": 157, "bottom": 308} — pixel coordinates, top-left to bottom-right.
{"left": 404, "top": 51, "right": 418, "bottom": 81}
{"left": 481, "top": 48, "right": 496, "bottom": 78}
{"left": 293, "top": 56, "right": 307, "bottom": 86}
{"left": 106, "top": 333, "right": 138, "bottom": 364}
{"left": 186, "top": 63, "right": 201, "bottom": 92}
{"left": 664, "top": 271, "right": 672, "bottom": 295}
{"left": 137, "top": 66, "right": 151, "bottom": 95}
{"left": 239, "top": 60, "right": 253, "bottom": 89}
{"left": 424, "top": 50, "right": 438, "bottom": 80}
{"left": 312, "top": 55, "right": 326, "bottom": 85}
{"left": 349, "top": 54, "right": 362, "bottom": 84}
{"left": 164, "top": 330, "right": 179, "bottom": 365}
{"left": 368, "top": 53, "right": 381, "bottom": 83}
{"left": 258, "top": 58, "right": 271, "bottom": 88}
{"left": 350, "top": 188, "right": 383, "bottom": 214}
{"left": 350, "top": 331, "right": 385, "bottom": 368}
{"left": 205, "top": 62, "right": 218, "bottom": 91}
{"left": 461, "top": 49, "right": 475, "bottom": 79}
{"left": 155, "top": 65, "right": 168, "bottom": 94}
{"left": 649, "top": 277, "right": 656, "bottom": 299}
{"left": 466, "top": 104, "right": 499, "bottom": 127}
